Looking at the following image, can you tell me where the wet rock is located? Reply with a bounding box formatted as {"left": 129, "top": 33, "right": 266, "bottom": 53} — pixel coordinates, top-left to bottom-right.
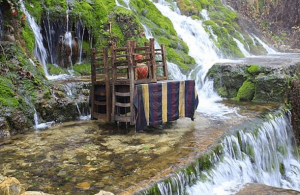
{"left": 94, "top": 190, "right": 114, "bottom": 195}
{"left": 208, "top": 55, "right": 300, "bottom": 102}
{"left": 236, "top": 183, "right": 300, "bottom": 195}
{"left": 0, "top": 118, "right": 10, "bottom": 139}
{"left": 0, "top": 176, "right": 25, "bottom": 195}
{"left": 75, "top": 182, "right": 90, "bottom": 190}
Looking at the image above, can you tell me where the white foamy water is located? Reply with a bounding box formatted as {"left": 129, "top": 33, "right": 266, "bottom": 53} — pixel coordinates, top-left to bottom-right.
{"left": 253, "top": 35, "right": 278, "bottom": 54}
{"left": 233, "top": 38, "right": 251, "bottom": 57}
{"left": 20, "top": 0, "right": 50, "bottom": 77}
{"left": 152, "top": 0, "right": 240, "bottom": 118}
{"left": 157, "top": 114, "right": 300, "bottom": 195}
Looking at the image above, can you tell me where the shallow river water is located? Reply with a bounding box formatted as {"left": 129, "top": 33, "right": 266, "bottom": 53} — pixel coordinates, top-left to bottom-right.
{"left": 0, "top": 102, "right": 279, "bottom": 194}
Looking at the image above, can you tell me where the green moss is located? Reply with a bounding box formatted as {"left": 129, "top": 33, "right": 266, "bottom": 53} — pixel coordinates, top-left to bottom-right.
{"left": 0, "top": 78, "right": 19, "bottom": 107}
{"left": 279, "top": 163, "right": 285, "bottom": 175}
{"left": 247, "top": 64, "right": 260, "bottom": 75}
{"left": 73, "top": 63, "right": 91, "bottom": 75}
{"left": 24, "top": 0, "right": 43, "bottom": 23}
{"left": 236, "top": 80, "right": 255, "bottom": 101}
{"left": 22, "top": 22, "right": 35, "bottom": 54}
{"left": 246, "top": 144, "right": 255, "bottom": 163}
{"left": 47, "top": 64, "right": 68, "bottom": 75}
{"left": 199, "top": 154, "right": 212, "bottom": 170}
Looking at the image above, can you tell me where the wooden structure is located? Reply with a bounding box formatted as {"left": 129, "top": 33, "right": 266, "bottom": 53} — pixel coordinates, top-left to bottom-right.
{"left": 90, "top": 38, "right": 168, "bottom": 125}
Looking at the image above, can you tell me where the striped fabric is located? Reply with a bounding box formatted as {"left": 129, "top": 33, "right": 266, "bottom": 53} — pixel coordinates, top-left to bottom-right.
{"left": 133, "top": 80, "right": 198, "bottom": 131}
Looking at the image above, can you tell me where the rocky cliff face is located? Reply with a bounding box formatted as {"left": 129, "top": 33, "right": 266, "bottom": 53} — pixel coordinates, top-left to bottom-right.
{"left": 226, "top": 0, "right": 300, "bottom": 51}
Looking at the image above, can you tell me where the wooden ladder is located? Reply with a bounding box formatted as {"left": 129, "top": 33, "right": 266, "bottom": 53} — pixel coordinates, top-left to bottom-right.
{"left": 90, "top": 47, "right": 112, "bottom": 122}
{"left": 111, "top": 41, "right": 134, "bottom": 125}
{"left": 154, "top": 43, "right": 168, "bottom": 81}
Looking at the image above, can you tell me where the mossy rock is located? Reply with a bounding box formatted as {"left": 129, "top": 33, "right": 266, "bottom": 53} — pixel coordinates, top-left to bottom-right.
{"left": 247, "top": 64, "right": 261, "bottom": 75}
{"left": 253, "top": 74, "right": 289, "bottom": 102}
{"left": 236, "top": 80, "right": 255, "bottom": 101}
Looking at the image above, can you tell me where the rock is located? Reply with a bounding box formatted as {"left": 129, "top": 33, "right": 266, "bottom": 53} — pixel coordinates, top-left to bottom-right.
{"left": 0, "top": 177, "right": 25, "bottom": 195}
{"left": 3, "top": 35, "right": 15, "bottom": 42}
{"left": 75, "top": 182, "right": 90, "bottom": 190}
{"left": 21, "top": 192, "right": 53, "bottom": 195}
{"left": 94, "top": 190, "right": 114, "bottom": 195}
{"left": 236, "top": 183, "right": 300, "bottom": 195}
{"left": 208, "top": 55, "right": 300, "bottom": 102}
{"left": 0, "top": 118, "right": 10, "bottom": 139}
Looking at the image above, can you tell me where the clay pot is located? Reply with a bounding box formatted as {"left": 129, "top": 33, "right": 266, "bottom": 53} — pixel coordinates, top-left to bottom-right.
{"left": 135, "top": 54, "right": 148, "bottom": 79}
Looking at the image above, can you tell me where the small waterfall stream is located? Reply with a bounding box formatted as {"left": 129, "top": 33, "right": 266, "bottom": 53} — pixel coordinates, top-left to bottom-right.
{"left": 20, "top": 0, "right": 50, "bottom": 77}
{"left": 152, "top": 112, "right": 300, "bottom": 195}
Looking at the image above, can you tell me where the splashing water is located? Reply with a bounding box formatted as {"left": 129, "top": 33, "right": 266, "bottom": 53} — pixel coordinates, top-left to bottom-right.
{"left": 253, "top": 35, "right": 278, "bottom": 54}
{"left": 233, "top": 38, "right": 251, "bottom": 57}
{"left": 20, "top": 0, "right": 50, "bottom": 77}
{"left": 156, "top": 113, "right": 300, "bottom": 195}
{"left": 152, "top": 1, "right": 241, "bottom": 118}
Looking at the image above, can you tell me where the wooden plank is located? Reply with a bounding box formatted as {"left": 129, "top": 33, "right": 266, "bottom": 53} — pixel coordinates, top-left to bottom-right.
{"left": 115, "top": 115, "right": 131, "bottom": 122}
{"left": 115, "top": 92, "right": 131, "bottom": 97}
{"left": 93, "top": 80, "right": 106, "bottom": 85}
{"left": 157, "top": 76, "right": 168, "bottom": 81}
{"left": 91, "top": 48, "right": 96, "bottom": 83}
{"left": 114, "top": 80, "right": 130, "bottom": 85}
{"left": 111, "top": 43, "right": 116, "bottom": 122}
{"left": 93, "top": 112, "right": 107, "bottom": 120}
{"left": 161, "top": 44, "right": 168, "bottom": 80}
{"left": 116, "top": 66, "right": 129, "bottom": 69}
{"left": 134, "top": 79, "right": 151, "bottom": 84}
{"left": 115, "top": 54, "right": 128, "bottom": 58}
{"left": 95, "top": 56, "right": 104, "bottom": 60}
{"left": 114, "top": 47, "right": 127, "bottom": 52}
{"left": 104, "top": 46, "right": 111, "bottom": 122}
{"left": 115, "top": 102, "right": 131, "bottom": 107}
{"left": 129, "top": 40, "right": 135, "bottom": 125}
{"left": 134, "top": 46, "right": 150, "bottom": 51}
{"left": 150, "top": 38, "right": 157, "bottom": 82}
{"left": 95, "top": 101, "right": 106, "bottom": 106}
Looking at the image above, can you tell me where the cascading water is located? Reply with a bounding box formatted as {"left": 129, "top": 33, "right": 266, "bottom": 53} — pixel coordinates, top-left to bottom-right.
{"left": 76, "top": 20, "right": 85, "bottom": 64}
{"left": 154, "top": 113, "right": 300, "bottom": 195}
{"left": 233, "top": 37, "right": 251, "bottom": 57}
{"left": 20, "top": 0, "right": 50, "bottom": 77}
{"left": 152, "top": 0, "right": 240, "bottom": 118}
{"left": 253, "top": 35, "right": 278, "bottom": 54}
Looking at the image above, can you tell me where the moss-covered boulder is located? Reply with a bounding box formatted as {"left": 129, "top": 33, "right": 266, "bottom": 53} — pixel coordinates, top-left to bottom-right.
{"left": 207, "top": 55, "right": 300, "bottom": 102}
{"left": 207, "top": 64, "right": 247, "bottom": 98}
{"left": 254, "top": 74, "right": 288, "bottom": 102}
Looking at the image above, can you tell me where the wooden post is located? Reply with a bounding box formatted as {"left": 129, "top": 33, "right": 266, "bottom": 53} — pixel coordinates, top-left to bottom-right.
{"left": 91, "top": 48, "right": 96, "bottom": 119}
{"left": 111, "top": 43, "right": 116, "bottom": 122}
{"left": 144, "top": 41, "right": 153, "bottom": 81}
{"left": 161, "top": 44, "right": 168, "bottom": 80}
{"left": 150, "top": 38, "right": 157, "bottom": 82}
{"left": 128, "top": 40, "right": 135, "bottom": 125}
{"left": 103, "top": 46, "right": 111, "bottom": 122}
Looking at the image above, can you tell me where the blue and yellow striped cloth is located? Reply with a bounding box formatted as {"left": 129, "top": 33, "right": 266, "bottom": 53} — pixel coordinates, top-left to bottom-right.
{"left": 133, "top": 80, "right": 198, "bottom": 131}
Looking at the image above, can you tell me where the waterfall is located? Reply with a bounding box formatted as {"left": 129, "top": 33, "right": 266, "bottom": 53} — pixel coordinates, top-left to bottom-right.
{"left": 253, "top": 35, "right": 278, "bottom": 54}
{"left": 233, "top": 38, "right": 251, "bottom": 57}
{"left": 201, "top": 9, "right": 210, "bottom": 20}
{"left": 152, "top": 113, "right": 300, "bottom": 195}
{"left": 152, "top": 1, "right": 241, "bottom": 118}
{"left": 76, "top": 20, "right": 85, "bottom": 64}
{"left": 63, "top": 83, "right": 91, "bottom": 120}
{"left": 20, "top": 0, "right": 50, "bottom": 77}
